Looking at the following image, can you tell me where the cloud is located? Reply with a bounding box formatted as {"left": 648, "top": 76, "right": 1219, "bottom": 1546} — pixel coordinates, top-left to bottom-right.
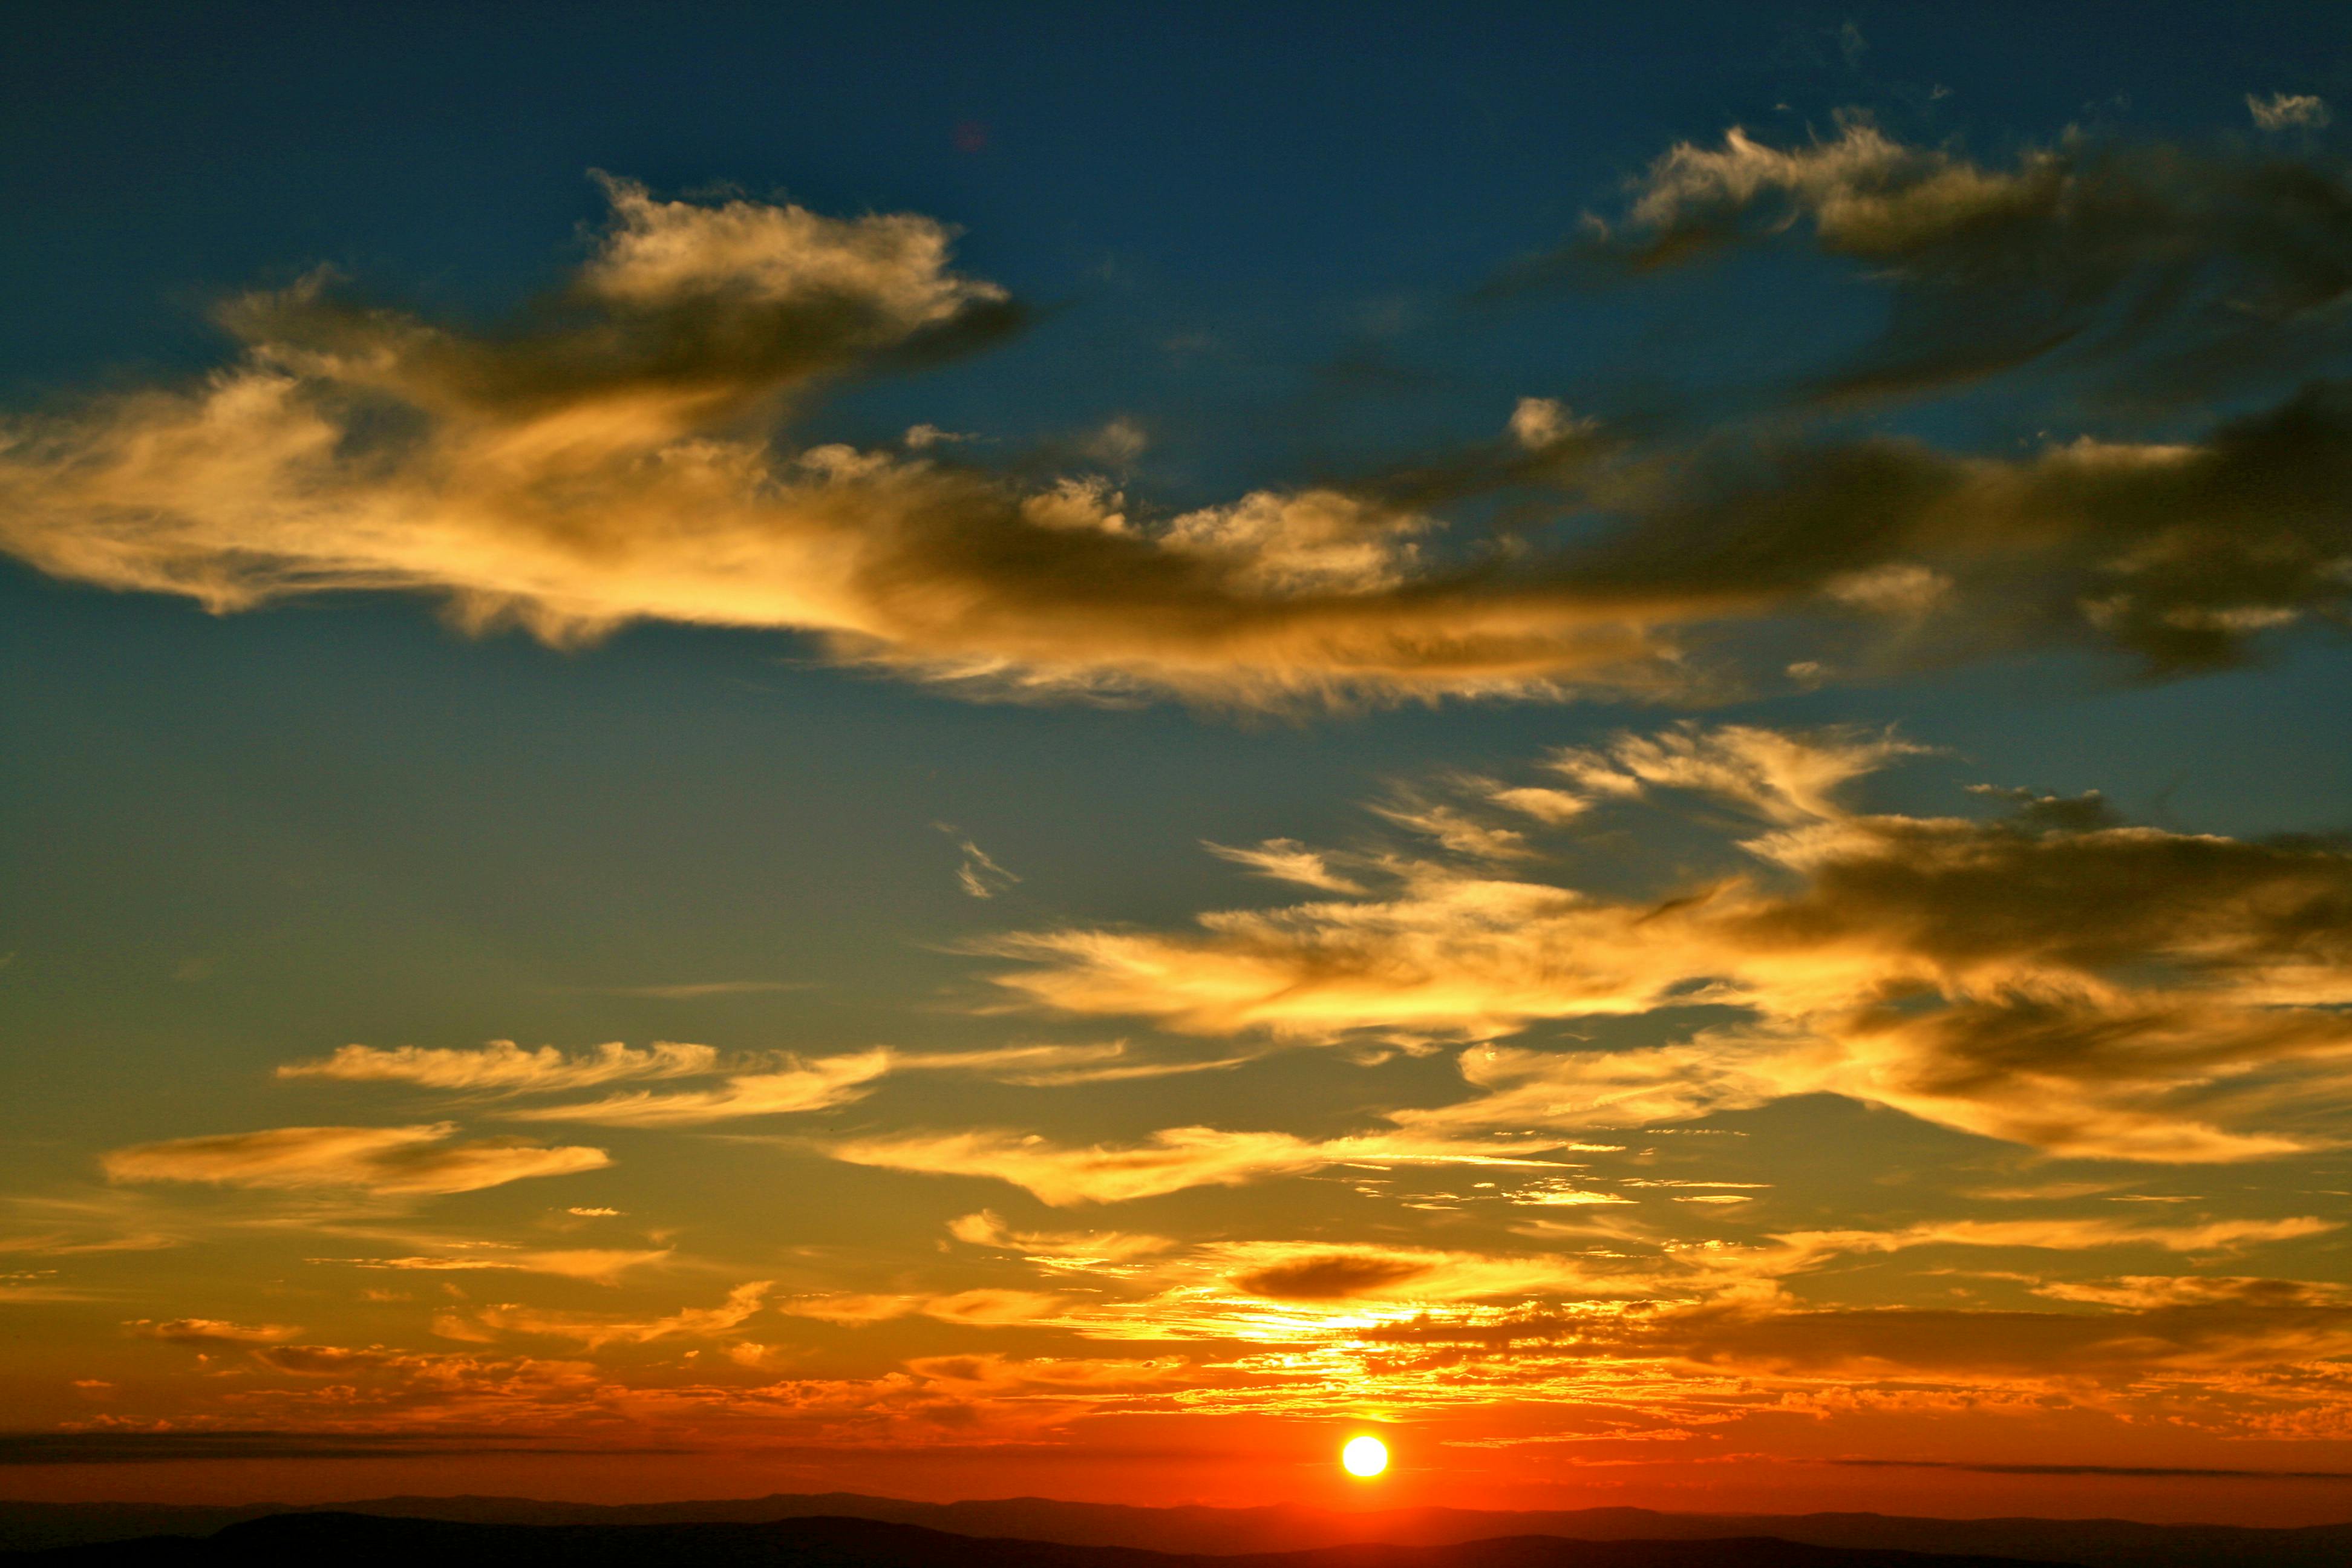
{"left": 580, "top": 981, "right": 804, "bottom": 999}
{"left": 456, "top": 1281, "right": 773, "bottom": 1348}
{"left": 276, "top": 1039, "right": 720, "bottom": 1091}
{"left": 946, "top": 1210, "right": 1176, "bottom": 1271}
{"left": 1573, "top": 117, "right": 2352, "bottom": 410}
{"left": 1543, "top": 722, "right": 1926, "bottom": 824}
{"left": 777, "top": 1288, "right": 1068, "bottom": 1327}
{"left": 1368, "top": 795, "right": 1533, "bottom": 861}
{"left": 2249, "top": 93, "right": 2331, "bottom": 131}
{"left": 939, "top": 826, "right": 1019, "bottom": 899}
{"left": 508, "top": 1048, "right": 896, "bottom": 1126}
{"left": 313, "top": 1248, "right": 671, "bottom": 1281}
{"left": 503, "top": 1042, "right": 1168, "bottom": 1126}
{"left": 828, "top": 1125, "right": 1575, "bottom": 1206}
{"left": 101, "top": 1123, "right": 610, "bottom": 1194}
{"left": 2033, "top": 1274, "right": 2351, "bottom": 1308}
{"left": 1212, "top": 1243, "right": 1595, "bottom": 1304}
{"left": 125, "top": 1317, "right": 302, "bottom": 1346}
{"left": 7, "top": 146, "right": 2347, "bottom": 708}
{"left": 1766, "top": 1216, "right": 2337, "bottom": 1270}
{"left": 1204, "top": 838, "right": 1368, "bottom": 895}
{"left": 990, "top": 725, "right": 2352, "bottom": 1161}
{"left": 1832, "top": 1457, "right": 2352, "bottom": 1480}
{"left": 0, "top": 177, "right": 1661, "bottom": 707}
{"left": 0, "top": 1431, "right": 651, "bottom": 1465}
{"left": 1228, "top": 1252, "right": 1432, "bottom": 1299}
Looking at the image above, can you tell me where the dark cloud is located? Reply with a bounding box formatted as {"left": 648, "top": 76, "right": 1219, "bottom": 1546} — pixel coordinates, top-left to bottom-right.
{"left": 0, "top": 1430, "right": 679, "bottom": 1465}
{"left": 1230, "top": 1253, "right": 1436, "bottom": 1301}
{"left": 1830, "top": 1457, "right": 2352, "bottom": 1480}
{"left": 1564, "top": 119, "right": 2352, "bottom": 409}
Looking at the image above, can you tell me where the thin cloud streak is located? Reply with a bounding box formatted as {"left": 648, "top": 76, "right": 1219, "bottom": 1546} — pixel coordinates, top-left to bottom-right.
{"left": 101, "top": 1124, "right": 610, "bottom": 1195}
{"left": 827, "top": 1125, "right": 1589, "bottom": 1206}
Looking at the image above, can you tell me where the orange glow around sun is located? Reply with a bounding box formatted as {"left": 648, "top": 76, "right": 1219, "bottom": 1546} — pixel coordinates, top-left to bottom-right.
{"left": 1341, "top": 1435, "right": 1389, "bottom": 1477}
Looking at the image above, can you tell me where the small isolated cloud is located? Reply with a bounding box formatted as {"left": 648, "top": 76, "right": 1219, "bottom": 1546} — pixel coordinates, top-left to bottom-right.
{"left": 946, "top": 832, "right": 1020, "bottom": 900}
{"left": 278, "top": 1040, "right": 720, "bottom": 1092}
{"left": 1082, "top": 416, "right": 1148, "bottom": 466}
{"left": 1507, "top": 396, "right": 1592, "bottom": 451}
{"left": 103, "top": 1124, "right": 609, "bottom": 1195}
{"left": 2249, "top": 93, "right": 2330, "bottom": 131}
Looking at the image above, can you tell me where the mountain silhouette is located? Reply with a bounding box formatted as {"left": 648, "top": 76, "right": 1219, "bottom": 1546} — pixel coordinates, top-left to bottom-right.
{"left": 0, "top": 1512, "right": 2054, "bottom": 1568}
{"left": 1, "top": 1493, "right": 2346, "bottom": 1568}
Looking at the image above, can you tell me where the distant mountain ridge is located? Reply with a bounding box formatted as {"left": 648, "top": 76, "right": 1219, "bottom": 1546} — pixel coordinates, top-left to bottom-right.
{"left": 0, "top": 1511, "right": 2051, "bottom": 1568}
{"left": 0, "top": 1490, "right": 2345, "bottom": 1568}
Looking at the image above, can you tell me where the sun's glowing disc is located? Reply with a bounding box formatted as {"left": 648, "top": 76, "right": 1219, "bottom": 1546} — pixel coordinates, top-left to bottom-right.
{"left": 1341, "top": 1435, "right": 1389, "bottom": 1477}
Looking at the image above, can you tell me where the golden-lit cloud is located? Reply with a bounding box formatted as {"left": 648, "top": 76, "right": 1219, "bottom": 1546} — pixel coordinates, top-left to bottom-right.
{"left": 946, "top": 1210, "right": 1176, "bottom": 1272}
{"left": 941, "top": 826, "right": 1021, "bottom": 900}
{"left": 776, "top": 1288, "right": 1068, "bottom": 1327}
{"left": 277, "top": 1039, "right": 720, "bottom": 1092}
{"left": 501, "top": 1042, "right": 1186, "bottom": 1126}
{"left": 828, "top": 1125, "right": 1576, "bottom": 1206}
{"left": 2035, "top": 1275, "right": 2351, "bottom": 1307}
{"left": 1204, "top": 838, "right": 1369, "bottom": 895}
{"left": 506, "top": 1049, "right": 896, "bottom": 1126}
{"left": 2, "top": 144, "right": 2346, "bottom": 705}
{"left": 125, "top": 1317, "right": 303, "bottom": 1346}
{"left": 1763, "top": 1216, "right": 2338, "bottom": 1272}
{"left": 992, "top": 725, "right": 2352, "bottom": 1161}
{"left": 101, "top": 1123, "right": 611, "bottom": 1194}
{"left": 315, "top": 1248, "right": 671, "bottom": 1282}
{"left": 454, "top": 1281, "right": 773, "bottom": 1348}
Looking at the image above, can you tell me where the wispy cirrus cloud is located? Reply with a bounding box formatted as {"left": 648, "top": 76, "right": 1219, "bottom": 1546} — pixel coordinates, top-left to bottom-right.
{"left": 125, "top": 1317, "right": 302, "bottom": 1346}
{"left": 775, "top": 1288, "right": 1068, "bottom": 1327}
{"left": 828, "top": 1125, "right": 1582, "bottom": 1206}
{"left": 502, "top": 1041, "right": 1226, "bottom": 1126}
{"left": 277, "top": 1039, "right": 720, "bottom": 1092}
{"left": 102, "top": 1123, "right": 609, "bottom": 1195}
{"left": 946, "top": 1210, "right": 1176, "bottom": 1272}
{"left": 449, "top": 1281, "right": 773, "bottom": 1347}
{"left": 310, "top": 1248, "right": 670, "bottom": 1282}
{"left": 938, "top": 825, "right": 1021, "bottom": 899}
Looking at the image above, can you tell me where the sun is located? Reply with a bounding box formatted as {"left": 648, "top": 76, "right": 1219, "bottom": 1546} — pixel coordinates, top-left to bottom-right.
{"left": 1341, "top": 1434, "right": 1389, "bottom": 1477}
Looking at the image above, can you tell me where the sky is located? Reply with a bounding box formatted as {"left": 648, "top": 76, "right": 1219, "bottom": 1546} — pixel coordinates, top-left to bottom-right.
{"left": 5, "top": 0, "right": 2352, "bottom": 1526}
